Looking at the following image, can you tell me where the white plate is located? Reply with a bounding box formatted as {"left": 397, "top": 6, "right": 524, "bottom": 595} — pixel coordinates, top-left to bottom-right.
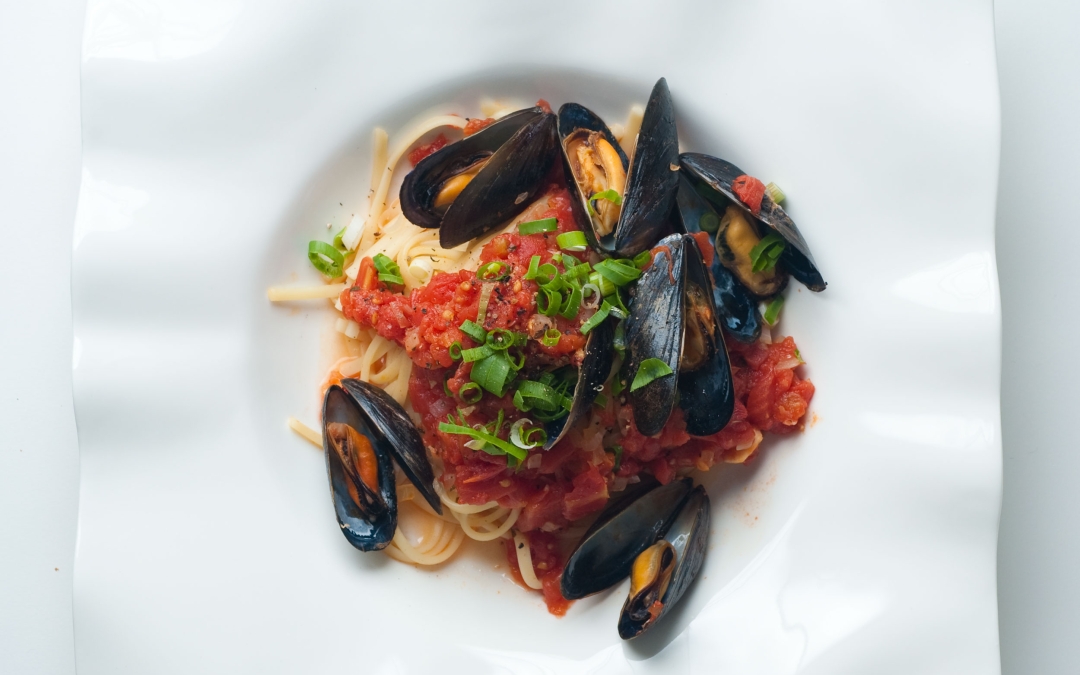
{"left": 72, "top": 1, "right": 1002, "bottom": 673}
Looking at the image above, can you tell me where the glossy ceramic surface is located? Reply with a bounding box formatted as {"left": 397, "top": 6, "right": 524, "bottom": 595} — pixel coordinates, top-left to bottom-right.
{"left": 72, "top": 1, "right": 1001, "bottom": 672}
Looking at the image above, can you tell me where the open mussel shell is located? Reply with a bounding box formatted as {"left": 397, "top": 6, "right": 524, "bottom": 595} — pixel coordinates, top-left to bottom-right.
{"left": 558, "top": 78, "right": 680, "bottom": 258}
{"left": 399, "top": 107, "right": 559, "bottom": 248}
{"left": 541, "top": 318, "right": 614, "bottom": 449}
{"left": 680, "top": 152, "right": 826, "bottom": 292}
{"left": 340, "top": 378, "right": 441, "bottom": 514}
{"left": 618, "top": 485, "right": 710, "bottom": 640}
{"left": 624, "top": 233, "right": 735, "bottom": 437}
{"left": 675, "top": 174, "right": 761, "bottom": 343}
{"left": 561, "top": 478, "right": 692, "bottom": 600}
{"left": 322, "top": 384, "right": 398, "bottom": 551}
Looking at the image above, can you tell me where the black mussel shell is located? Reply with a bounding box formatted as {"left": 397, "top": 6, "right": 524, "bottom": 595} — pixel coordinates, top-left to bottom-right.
{"left": 625, "top": 234, "right": 735, "bottom": 437}
{"left": 542, "top": 318, "right": 614, "bottom": 449}
{"left": 561, "top": 478, "right": 692, "bottom": 600}
{"left": 322, "top": 384, "right": 398, "bottom": 551}
{"left": 618, "top": 485, "right": 710, "bottom": 639}
{"left": 675, "top": 174, "right": 761, "bottom": 343}
{"left": 679, "top": 236, "right": 736, "bottom": 436}
{"left": 558, "top": 78, "right": 680, "bottom": 258}
{"left": 399, "top": 108, "right": 559, "bottom": 248}
{"left": 679, "top": 152, "right": 826, "bottom": 292}
{"left": 340, "top": 378, "right": 441, "bottom": 514}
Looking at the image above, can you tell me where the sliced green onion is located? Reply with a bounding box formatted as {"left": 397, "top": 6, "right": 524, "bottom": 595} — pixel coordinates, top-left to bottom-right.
{"left": 613, "top": 320, "right": 627, "bottom": 353}
{"left": 485, "top": 328, "right": 519, "bottom": 351}
{"left": 458, "top": 382, "right": 483, "bottom": 404}
{"left": 506, "top": 349, "right": 526, "bottom": 371}
{"left": 459, "top": 320, "right": 487, "bottom": 343}
{"left": 476, "top": 282, "right": 495, "bottom": 324}
{"left": 581, "top": 283, "right": 602, "bottom": 310}
{"left": 610, "top": 445, "right": 624, "bottom": 472}
{"left": 764, "top": 182, "right": 786, "bottom": 204}
{"left": 471, "top": 352, "right": 512, "bottom": 396}
{"left": 763, "top": 295, "right": 784, "bottom": 326}
{"left": 561, "top": 254, "right": 578, "bottom": 269}
{"left": 633, "top": 250, "right": 652, "bottom": 269}
{"left": 534, "top": 263, "right": 558, "bottom": 286}
{"left": 332, "top": 227, "right": 349, "bottom": 251}
{"left": 588, "top": 271, "right": 616, "bottom": 297}
{"left": 524, "top": 255, "right": 541, "bottom": 280}
{"left": 308, "top": 241, "right": 345, "bottom": 278}
{"left": 590, "top": 189, "right": 623, "bottom": 212}
{"left": 556, "top": 231, "right": 588, "bottom": 252}
{"left": 749, "top": 233, "right": 785, "bottom": 273}
{"left": 541, "top": 328, "right": 561, "bottom": 347}
{"left": 612, "top": 375, "right": 625, "bottom": 396}
{"left": 630, "top": 358, "right": 674, "bottom": 392}
{"left": 510, "top": 418, "right": 547, "bottom": 450}
{"left": 699, "top": 211, "right": 720, "bottom": 233}
{"left": 559, "top": 285, "right": 582, "bottom": 319}
{"left": 579, "top": 301, "right": 610, "bottom": 335}
{"left": 449, "top": 341, "right": 463, "bottom": 361}
{"left": 518, "top": 217, "right": 558, "bottom": 235}
{"left": 477, "top": 261, "right": 511, "bottom": 282}
{"left": 564, "top": 262, "right": 592, "bottom": 283}
{"left": 594, "top": 258, "right": 641, "bottom": 287}
{"left": 515, "top": 380, "right": 567, "bottom": 412}
{"left": 461, "top": 344, "right": 494, "bottom": 363}
{"left": 537, "top": 287, "right": 562, "bottom": 316}
{"left": 437, "top": 420, "right": 525, "bottom": 460}
{"left": 593, "top": 394, "right": 608, "bottom": 408}
{"left": 372, "top": 253, "right": 404, "bottom": 286}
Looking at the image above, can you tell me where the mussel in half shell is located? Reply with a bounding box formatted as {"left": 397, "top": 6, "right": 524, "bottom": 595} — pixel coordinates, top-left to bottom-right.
{"left": 400, "top": 108, "right": 559, "bottom": 248}
{"left": 322, "top": 378, "right": 441, "bottom": 551}
{"left": 561, "top": 478, "right": 692, "bottom": 600}
{"left": 618, "top": 485, "right": 710, "bottom": 639}
{"left": 558, "top": 78, "right": 680, "bottom": 258}
{"left": 541, "top": 318, "right": 614, "bottom": 449}
{"left": 624, "top": 233, "right": 735, "bottom": 437}
{"left": 675, "top": 174, "right": 761, "bottom": 343}
{"left": 680, "top": 152, "right": 826, "bottom": 293}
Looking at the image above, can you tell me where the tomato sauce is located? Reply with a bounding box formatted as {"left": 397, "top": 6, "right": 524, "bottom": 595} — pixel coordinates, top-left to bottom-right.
{"left": 338, "top": 183, "right": 814, "bottom": 616}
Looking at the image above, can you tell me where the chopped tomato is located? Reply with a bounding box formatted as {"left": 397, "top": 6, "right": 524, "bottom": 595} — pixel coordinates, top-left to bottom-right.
{"left": 732, "top": 174, "right": 766, "bottom": 215}
{"left": 689, "top": 231, "right": 714, "bottom": 266}
{"left": 408, "top": 134, "right": 448, "bottom": 166}
{"left": 504, "top": 531, "right": 570, "bottom": 616}
{"left": 463, "top": 118, "right": 496, "bottom": 136}
{"left": 535, "top": 98, "right": 553, "bottom": 114}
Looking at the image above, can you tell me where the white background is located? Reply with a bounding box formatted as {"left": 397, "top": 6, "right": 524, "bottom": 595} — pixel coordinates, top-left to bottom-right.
{"left": 0, "top": 1, "right": 1074, "bottom": 673}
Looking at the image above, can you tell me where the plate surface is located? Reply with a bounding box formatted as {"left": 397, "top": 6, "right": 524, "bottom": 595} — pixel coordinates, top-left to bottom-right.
{"left": 72, "top": 1, "right": 1001, "bottom": 673}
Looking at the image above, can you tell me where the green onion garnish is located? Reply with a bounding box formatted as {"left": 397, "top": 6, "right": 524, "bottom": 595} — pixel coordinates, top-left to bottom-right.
{"left": 764, "top": 182, "right": 786, "bottom": 204}
{"left": 593, "top": 394, "right": 608, "bottom": 408}
{"left": 458, "top": 382, "right": 483, "bottom": 404}
{"left": 461, "top": 344, "right": 493, "bottom": 363}
{"left": 559, "top": 285, "right": 582, "bottom": 319}
{"left": 537, "top": 287, "right": 562, "bottom": 316}
{"left": 438, "top": 417, "right": 525, "bottom": 461}
{"left": 579, "top": 301, "right": 611, "bottom": 334}
{"left": 613, "top": 320, "right": 626, "bottom": 353}
{"left": 633, "top": 250, "right": 652, "bottom": 269}
{"left": 630, "top": 358, "right": 674, "bottom": 392}
{"left": 510, "top": 418, "right": 547, "bottom": 450}
{"left": 515, "top": 379, "right": 571, "bottom": 412}
{"left": 534, "top": 263, "right": 558, "bottom": 286}
{"left": 449, "top": 341, "right": 463, "bottom": 361}
{"left": 590, "top": 189, "right": 623, "bottom": 212}
{"left": 588, "top": 271, "right": 616, "bottom": 297}
{"left": 524, "top": 255, "right": 541, "bottom": 280}
{"left": 459, "top": 320, "right": 487, "bottom": 343}
{"left": 471, "top": 352, "right": 513, "bottom": 396}
{"left": 556, "top": 231, "right": 588, "bottom": 252}
{"left": 612, "top": 375, "right": 625, "bottom": 396}
{"left": 763, "top": 295, "right": 784, "bottom": 326}
{"left": 485, "top": 328, "right": 521, "bottom": 351}
{"left": 611, "top": 444, "right": 624, "bottom": 472}
{"left": 518, "top": 217, "right": 558, "bottom": 235}
{"left": 542, "top": 328, "right": 561, "bottom": 347}
{"left": 477, "top": 261, "right": 511, "bottom": 282}
{"left": 372, "top": 253, "right": 405, "bottom": 286}
{"left": 332, "top": 227, "right": 349, "bottom": 251}
{"left": 476, "top": 282, "right": 495, "bottom": 325}
{"left": 308, "top": 241, "right": 345, "bottom": 278}
{"left": 507, "top": 349, "right": 526, "bottom": 371}
{"left": 594, "top": 258, "right": 641, "bottom": 287}
{"left": 749, "top": 233, "right": 785, "bottom": 273}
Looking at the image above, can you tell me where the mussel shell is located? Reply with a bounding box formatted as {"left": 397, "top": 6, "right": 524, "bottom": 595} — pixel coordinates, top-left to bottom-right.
{"left": 624, "top": 233, "right": 686, "bottom": 437}
{"left": 340, "top": 378, "right": 441, "bottom": 514}
{"left": 675, "top": 174, "right": 761, "bottom": 343}
{"left": 679, "top": 152, "right": 826, "bottom": 292}
{"left": 399, "top": 108, "right": 559, "bottom": 248}
{"left": 322, "top": 384, "right": 398, "bottom": 551}
{"left": 558, "top": 78, "right": 680, "bottom": 258}
{"left": 678, "top": 236, "right": 736, "bottom": 436}
{"left": 618, "top": 485, "right": 710, "bottom": 639}
{"left": 542, "top": 318, "right": 614, "bottom": 449}
{"left": 561, "top": 478, "right": 692, "bottom": 600}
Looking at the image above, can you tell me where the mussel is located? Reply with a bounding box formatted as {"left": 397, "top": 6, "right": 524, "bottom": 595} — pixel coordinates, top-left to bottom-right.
{"left": 400, "top": 107, "right": 559, "bottom": 248}
{"left": 322, "top": 378, "right": 441, "bottom": 551}
{"left": 558, "top": 78, "right": 680, "bottom": 258}
{"left": 680, "top": 152, "right": 827, "bottom": 293}
{"left": 560, "top": 478, "right": 711, "bottom": 640}
{"left": 675, "top": 174, "right": 761, "bottom": 343}
{"left": 541, "top": 318, "right": 614, "bottom": 449}
{"left": 618, "top": 486, "right": 710, "bottom": 639}
{"left": 624, "top": 233, "right": 735, "bottom": 437}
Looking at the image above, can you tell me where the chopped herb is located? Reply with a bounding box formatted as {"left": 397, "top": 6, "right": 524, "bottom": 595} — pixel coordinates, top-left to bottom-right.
{"left": 763, "top": 295, "right": 784, "bottom": 326}
{"left": 459, "top": 320, "right": 487, "bottom": 343}
{"left": 518, "top": 217, "right": 558, "bottom": 235}
{"left": 749, "top": 233, "right": 785, "bottom": 273}
{"left": 630, "top": 358, "right": 674, "bottom": 392}
{"left": 556, "top": 231, "right": 588, "bottom": 252}
{"left": 308, "top": 241, "right": 345, "bottom": 278}
{"left": 372, "top": 253, "right": 404, "bottom": 286}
